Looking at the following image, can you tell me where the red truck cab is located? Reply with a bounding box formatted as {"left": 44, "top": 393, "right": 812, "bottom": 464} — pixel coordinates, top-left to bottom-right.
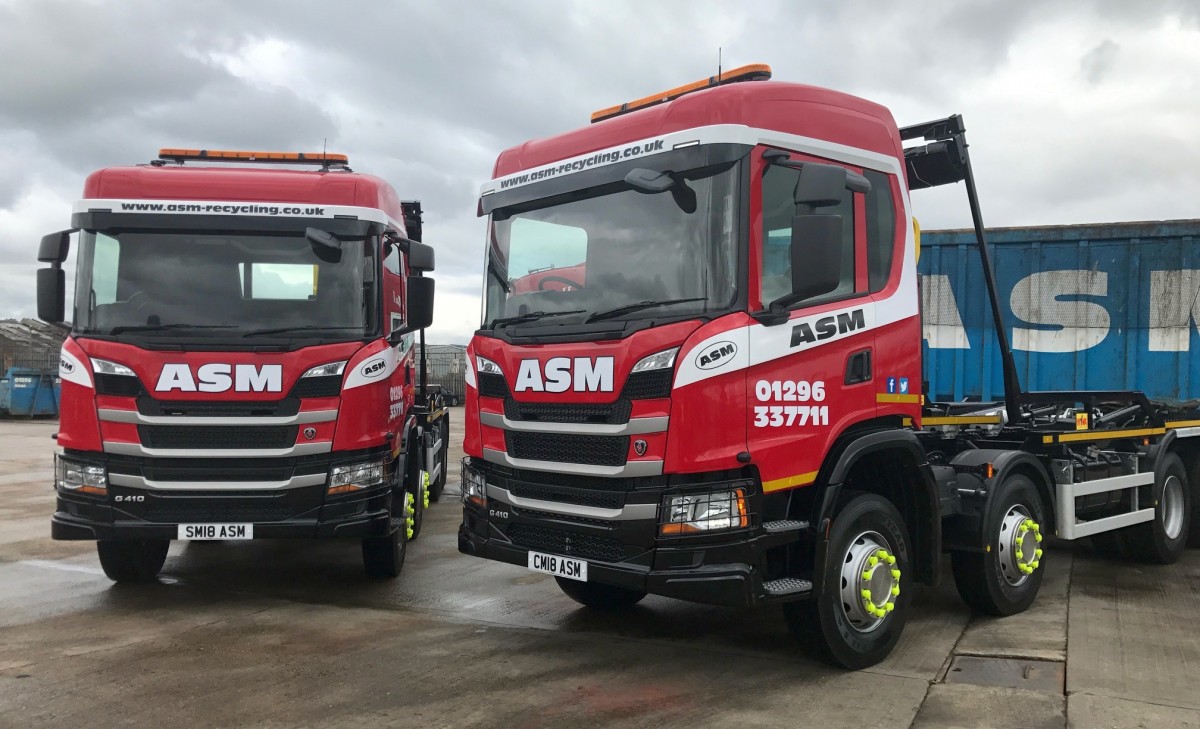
{"left": 38, "top": 149, "right": 446, "bottom": 581}
{"left": 459, "top": 66, "right": 925, "bottom": 657}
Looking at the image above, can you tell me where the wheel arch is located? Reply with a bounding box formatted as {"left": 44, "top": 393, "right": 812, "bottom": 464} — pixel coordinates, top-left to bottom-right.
{"left": 804, "top": 427, "right": 941, "bottom": 587}
{"left": 948, "top": 449, "right": 1054, "bottom": 543}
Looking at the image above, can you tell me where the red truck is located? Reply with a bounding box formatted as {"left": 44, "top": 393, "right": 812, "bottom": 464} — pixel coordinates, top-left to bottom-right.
{"left": 459, "top": 65, "right": 1200, "bottom": 668}
{"left": 37, "top": 149, "right": 450, "bottom": 582}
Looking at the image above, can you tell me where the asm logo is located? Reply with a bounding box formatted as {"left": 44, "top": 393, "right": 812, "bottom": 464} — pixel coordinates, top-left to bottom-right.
{"left": 695, "top": 341, "right": 737, "bottom": 370}
{"left": 515, "top": 357, "right": 614, "bottom": 393}
{"left": 791, "top": 309, "right": 866, "bottom": 346}
{"left": 156, "top": 363, "right": 283, "bottom": 393}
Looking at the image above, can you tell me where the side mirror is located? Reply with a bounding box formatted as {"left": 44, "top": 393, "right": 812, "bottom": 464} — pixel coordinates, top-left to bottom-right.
{"left": 788, "top": 215, "right": 842, "bottom": 302}
{"left": 388, "top": 276, "right": 435, "bottom": 342}
{"left": 37, "top": 267, "right": 66, "bottom": 323}
{"left": 793, "top": 163, "right": 871, "bottom": 208}
{"left": 407, "top": 241, "right": 435, "bottom": 274}
{"left": 39, "top": 230, "right": 74, "bottom": 263}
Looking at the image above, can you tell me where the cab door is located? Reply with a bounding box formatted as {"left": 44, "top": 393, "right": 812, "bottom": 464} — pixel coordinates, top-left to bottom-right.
{"left": 746, "top": 147, "right": 876, "bottom": 494}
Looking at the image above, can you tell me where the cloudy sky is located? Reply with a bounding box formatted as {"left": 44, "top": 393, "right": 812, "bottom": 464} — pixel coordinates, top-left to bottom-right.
{"left": 1, "top": 0, "right": 1197, "bottom": 343}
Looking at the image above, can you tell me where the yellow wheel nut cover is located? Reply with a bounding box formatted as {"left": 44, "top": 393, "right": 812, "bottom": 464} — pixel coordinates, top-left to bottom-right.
{"left": 886, "top": 555, "right": 896, "bottom": 565}
{"left": 869, "top": 556, "right": 878, "bottom": 567}
{"left": 891, "top": 568, "right": 901, "bottom": 579}
{"left": 885, "top": 603, "right": 895, "bottom": 612}
{"left": 861, "top": 589, "right": 871, "bottom": 599}
{"left": 892, "top": 586, "right": 900, "bottom": 596}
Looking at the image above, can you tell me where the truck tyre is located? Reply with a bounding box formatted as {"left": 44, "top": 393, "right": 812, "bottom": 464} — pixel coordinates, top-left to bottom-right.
{"left": 429, "top": 417, "right": 450, "bottom": 502}
{"left": 951, "top": 474, "right": 1047, "bottom": 616}
{"left": 555, "top": 577, "right": 646, "bottom": 610}
{"left": 784, "top": 492, "right": 911, "bottom": 670}
{"left": 96, "top": 539, "right": 170, "bottom": 583}
{"left": 405, "top": 441, "right": 426, "bottom": 540}
{"left": 1125, "top": 453, "right": 1190, "bottom": 564}
{"left": 362, "top": 515, "right": 406, "bottom": 578}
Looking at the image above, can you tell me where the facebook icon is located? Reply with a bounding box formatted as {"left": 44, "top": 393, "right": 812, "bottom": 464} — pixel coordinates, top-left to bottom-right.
{"left": 887, "top": 377, "right": 897, "bottom": 394}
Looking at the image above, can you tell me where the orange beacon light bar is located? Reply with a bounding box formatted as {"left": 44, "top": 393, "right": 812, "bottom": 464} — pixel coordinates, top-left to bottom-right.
{"left": 157, "top": 149, "right": 349, "bottom": 165}
{"left": 590, "top": 63, "right": 773, "bottom": 124}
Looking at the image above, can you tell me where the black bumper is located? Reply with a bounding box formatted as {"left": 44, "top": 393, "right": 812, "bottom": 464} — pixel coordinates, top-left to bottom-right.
{"left": 458, "top": 473, "right": 805, "bottom": 608}
{"left": 52, "top": 486, "right": 393, "bottom": 541}
{"left": 458, "top": 526, "right": 784, "bottom": 606}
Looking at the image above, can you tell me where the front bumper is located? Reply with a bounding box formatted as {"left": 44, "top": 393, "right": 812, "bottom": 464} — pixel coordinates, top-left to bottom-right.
{"left": 51, "top": 447, "right": 396, "bottom": 541}
{"left": 53, "top": 486, "right": 393, "bottom": 541}
{"left": 457, "top": 461, "right": 806, "bottom": 607}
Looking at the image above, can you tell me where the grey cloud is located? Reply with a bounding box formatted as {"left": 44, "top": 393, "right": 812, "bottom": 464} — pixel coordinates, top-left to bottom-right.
{"left": 1080, "top": 39, "right": 1120, "bottom": 84}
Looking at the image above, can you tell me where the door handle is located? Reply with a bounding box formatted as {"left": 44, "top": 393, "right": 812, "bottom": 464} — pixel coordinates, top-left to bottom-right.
{"left": 845, "top": 349, "right": 872, "bottom": 385}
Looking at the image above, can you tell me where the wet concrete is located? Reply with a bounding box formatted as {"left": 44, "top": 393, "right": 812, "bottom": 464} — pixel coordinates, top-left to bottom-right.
{"left": 1, "top": 414, "right": 1198, "bottom": 727}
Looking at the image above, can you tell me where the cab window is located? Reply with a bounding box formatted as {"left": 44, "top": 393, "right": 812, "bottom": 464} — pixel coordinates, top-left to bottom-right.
{"left": 760, "top": 162, "right": 856, "bottom": 307}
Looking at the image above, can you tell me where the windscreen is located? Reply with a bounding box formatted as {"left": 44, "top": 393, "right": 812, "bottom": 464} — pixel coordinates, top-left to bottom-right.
{"left": 72, "top": 229, "right": 374, "bottom": 340}
{"left": 482, "top": 159, "right": 741, "bottom": 329}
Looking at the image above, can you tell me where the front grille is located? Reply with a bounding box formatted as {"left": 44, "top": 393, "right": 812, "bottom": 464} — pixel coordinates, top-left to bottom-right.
{"left": 515, "top": 508, "right": 614, "bottom": 528}
{"left": 141, "top": 502, "right": 298, "bottom": 523}
{"left": 95, "top": 374, "right": 144, "bottom": 398}
{"left": 506, "top": 431, "right": 628, "bottom": 467}
{"left": 138, "top": 425, "right": 298, "bottom": 450}
{"left": 621, "top": 370, "right": 672, "bottom": 399}
{"left": 290, "top": 375, "right": 341, "bottom": 398}
{"left": 508, "top": 482, "right": 625, "bottom": 509}
{"left": 506, "top": 523, "right": 626, "bottom": 562}
{"left": 138, "top": 397, "right": 300, "bottom": 418}
{"left": 478, "top": 373, "right": 509, "bottom": 399}
{"left": 504, "top": 398, "right": 631, "bottom": 425}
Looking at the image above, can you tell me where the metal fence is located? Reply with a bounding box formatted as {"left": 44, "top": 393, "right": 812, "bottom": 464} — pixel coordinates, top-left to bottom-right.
{"left": 0, "top": 346, "right": 59, "bottom": 373}
{"left": 421, "top": 347, "right": 467, "bottom": 405}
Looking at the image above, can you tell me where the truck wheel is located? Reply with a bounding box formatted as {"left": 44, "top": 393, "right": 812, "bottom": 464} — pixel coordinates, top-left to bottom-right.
{"left": 404, "top": 442, "right": 425, "bottom": 540}
{"left": 362, "top": 515, "right": 407, "bottom": 578}
{"left": 784, "top": 492, "right": 911, "bottom": 670}
{"left": 555, "top": 577, "right": 646, "bottom": 610}
{"left": 96, "top": 539, "right": 170, "bottom": 583}
{"left": 1125, "top": 453, "right": 1190, "bottom": 564}
{"left": 951, "top": 474, "right": 1046, "bottom": 616}
{"left": 429, "top": 417, "right": 450, "bottom": 502}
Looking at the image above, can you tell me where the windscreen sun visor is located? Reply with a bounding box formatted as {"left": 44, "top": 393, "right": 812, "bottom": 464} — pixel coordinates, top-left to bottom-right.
{"left": 70, "top": 211, "right": 385, "bottom": 239}
{"left": 479, "top": 143, "right": 752, "bottom": 219}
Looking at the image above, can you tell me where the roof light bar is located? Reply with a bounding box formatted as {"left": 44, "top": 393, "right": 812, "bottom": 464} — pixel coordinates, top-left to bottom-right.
{"left": 157, "top": 149, "right": 350, "bottom": 165}
{"left": 590, "top": 63, "right": 772, "bottom": 124}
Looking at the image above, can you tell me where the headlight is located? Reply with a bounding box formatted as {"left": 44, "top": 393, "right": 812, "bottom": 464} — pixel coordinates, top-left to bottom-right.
{"left": 328, "top": 456, "right": 387, "bottom": 495}
{"left": 476, "top": 356, "right": 503, "bottom": 376}
{"left": 302, "top": 361, "right": 347, "bottom": 378}
{"left": 660, "top": 488, "right": 748, "bottom": 535}
{"left": 631, "top": 347, "right": 679, "bottom": 373}
{"left": 55, "top": 455, "right": 107, "bottom": 495}
{"left": 90, "top": 358, "right": 135, "bottom": 377}
{"left": 461, "top": 458, "right": 486, "bottom": 507}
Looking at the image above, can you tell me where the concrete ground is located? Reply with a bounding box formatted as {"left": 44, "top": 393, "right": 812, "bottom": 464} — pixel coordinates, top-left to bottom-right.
{"left": 1, "top": 412, "right": 1198, "bottom": 728}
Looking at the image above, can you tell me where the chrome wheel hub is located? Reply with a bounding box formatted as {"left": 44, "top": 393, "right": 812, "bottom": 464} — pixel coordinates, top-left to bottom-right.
{"left": 839, "top": 530, "right": 901, "bottom": 633}
{"left": 1162, "top": 475, "right": 1184, "bottom": 541}
{"left": 998, "top": 505, "right": 1042, "bottom": 586}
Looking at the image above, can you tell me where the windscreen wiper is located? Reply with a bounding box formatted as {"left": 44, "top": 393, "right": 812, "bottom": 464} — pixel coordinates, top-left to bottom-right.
{"left": 243, "top": 326, "right": 362, "bottom": 338}
{"left": 585, "top": 298, "right": 707, "bottom": 323}
{"left": 489, "top": 310, "right": 585, "bottom": 328}
{"left": 107, "top": 324, "right": 238, "bottom": 335}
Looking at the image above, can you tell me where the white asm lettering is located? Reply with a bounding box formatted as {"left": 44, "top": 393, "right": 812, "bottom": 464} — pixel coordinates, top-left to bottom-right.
{"left": 156, "top": 364, "right": 283, "bottom": 393}
{"left": 514, "top": 357, "right": 614, "bottom": 393}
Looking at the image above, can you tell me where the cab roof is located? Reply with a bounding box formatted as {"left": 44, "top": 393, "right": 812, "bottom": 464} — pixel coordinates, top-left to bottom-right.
{"left": 492, "top": 80, "right": 904, "bottom": 178}
{"left": 82, "top": 164, "right": 407, "bottom": 226}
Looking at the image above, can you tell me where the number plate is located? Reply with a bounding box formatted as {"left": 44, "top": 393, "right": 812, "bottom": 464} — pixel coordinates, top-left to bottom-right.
{"left": 177, "top": 523, "right": 254, "bottom": 540}
{"left": 527, "top": 551, "right": 587, "bottom": 582}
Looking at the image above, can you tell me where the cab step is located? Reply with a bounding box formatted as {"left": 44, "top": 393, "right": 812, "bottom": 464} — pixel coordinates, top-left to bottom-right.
{"left": 763, "top": 576, "right": 813, "bottom": 598}
{"left": 763, "top": 519, "right": 809, "bottom": 534}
